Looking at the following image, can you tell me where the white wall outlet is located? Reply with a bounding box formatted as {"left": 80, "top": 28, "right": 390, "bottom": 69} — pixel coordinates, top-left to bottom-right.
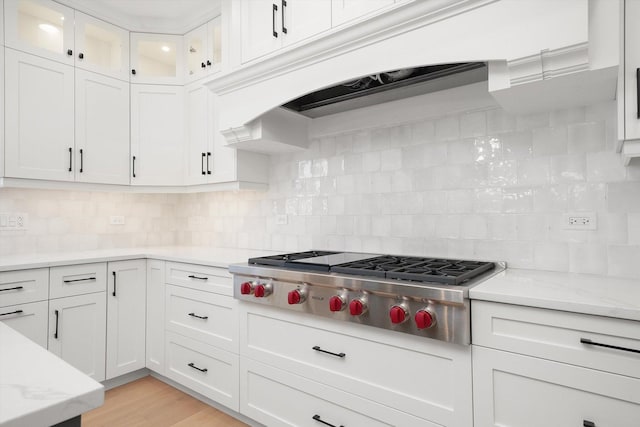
{"left": 0, "top": 212, "right": 28, "bottom": 230}
{"left": 563, "top": 212, "right": 597, "bottom": 230}
{"left": 15, "top": 213, "right": 28, "bottom": 230}
{"left": 110, "top": 215, "right": 125, "bottom": 225}
{"left": 276, "top": 214, "right": 288, "bottom": 225}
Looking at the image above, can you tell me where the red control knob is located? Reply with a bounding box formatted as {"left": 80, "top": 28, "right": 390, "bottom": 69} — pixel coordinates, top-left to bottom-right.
{"left": 415, "top": 309, "right": 436, "bottom": 329}
{"left": 389, "top": 305, "right": 408, "bottom": 324}
{"left": 288, "top": 289, "right": 304, "bottom": 305}
{"left": 349, "top": 299, "right": 366, "bottom": 316}
{"left": 254, "top": 283, "right": 272, "bottom": 298}
{"left": 240, "top": 282, "right": 253, "bottom": 295}
{"left": 329, "top": 295, "right": 345, "bottom": 312}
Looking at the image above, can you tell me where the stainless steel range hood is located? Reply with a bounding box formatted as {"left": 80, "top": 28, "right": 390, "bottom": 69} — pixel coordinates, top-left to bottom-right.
{"left": 281, "top": 62, "right": 487, "bottom": 118}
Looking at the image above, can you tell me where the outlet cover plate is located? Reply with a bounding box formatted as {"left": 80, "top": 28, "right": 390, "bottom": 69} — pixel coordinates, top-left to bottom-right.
{"left": 563, "top": 212, "right": 597, "bottom": 230}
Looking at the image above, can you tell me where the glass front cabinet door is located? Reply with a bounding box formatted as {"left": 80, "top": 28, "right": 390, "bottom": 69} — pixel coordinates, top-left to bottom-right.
{"left": 130, "top": 33, "right": 184, "bottom": 85}
{"left": 184, "top": 16, "right": 221, "bottom": 83}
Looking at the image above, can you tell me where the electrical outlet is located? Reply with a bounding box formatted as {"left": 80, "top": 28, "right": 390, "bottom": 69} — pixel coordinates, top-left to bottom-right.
{"left": 15, "top": 213, "right": 28, "bottom": 230}
{"left": 563, "top": 212, "right": 597, "bottom": 230}
{"left": 276, "top": 214, "right": 288, "bottom": 225}
{"left": 110, "top": 215, "right": 125, "bottom": 225}
{"left": 0, "top": 212, "right": 28, "bottom": 230}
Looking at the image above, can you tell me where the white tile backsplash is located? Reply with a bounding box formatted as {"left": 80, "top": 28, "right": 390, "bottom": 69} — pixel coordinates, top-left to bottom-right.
{"left": 2, "top": 100, "right": 640, "bottom": 280}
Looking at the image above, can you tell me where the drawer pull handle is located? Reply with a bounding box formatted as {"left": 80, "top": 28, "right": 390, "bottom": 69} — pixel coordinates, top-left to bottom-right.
{"left": 584, "top": 421, "right": 596, "bottom": 427}
{"left": 312, "top": 346, "right": 345, "bottom": 358}
{"left": 580, "top": 338, "right": 640, "bottom": 354}
{"left": 188, "top": 312, "right": 208, "bottom": 320}
{"left": 54, "top": 309, "right": 60, "bottom": 339}
{"left": 312, "top": 414, "right": 344, "bottom": 427}
{"left": 0, "top": 310, "right": 24, "bottom": 317}
{"left": 0, "top": 286, "right": 24, "bottom": 292}
{"left": 63, "top": 277, "right": 96, "bottom": 283}
{"left": 112, "top": 271, "right": 117, "bottom": 297}
{"left": 187, "top": 362, "right": 208, "bottom": 373}
{"left": 187, "top": 275, "right": 208, "bottom": 281}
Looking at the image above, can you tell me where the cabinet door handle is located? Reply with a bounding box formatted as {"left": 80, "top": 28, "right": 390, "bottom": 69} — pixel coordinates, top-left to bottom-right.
{"left": 636, "top": 68, "right": 639, "bottom": 119}
{"left": 0, "top": 310, "right": 24, "bottom": 317}
{"left": 187, "top": 275, "right": 208, "bottom": 281}
{"left": 67, "top": 49, "right": 73, "bottom": 56}
{"left": 54, "top": 309, "right": 60, "bottom": 339}
{"left": 63, "top": 277, "right": 96, "bottom": 283}
{"left": 281, "top": 0, "right": 288, "bottom": 34}
{"left": 78, "top": 52, "right": 84, "bottom": 59}
{"left": 206, "top": 152, "right": 211, "bottom": 175}
{"left": 272, "top": 3, "right": 278, "bottom": 38}
{"left": 206, "top": 60, "right": 212, "bottom": 66}
{"left": 68, "top": 147, "right": 73, "bottom": 172}
{"left": 583, "top": 421, "right": 596, "bottom": 427}
{"left": 188, "top": 312, "right": 208, "bottom": 320}
{"left": 201, "top": 62, "right": 206, "bottom": 68}
{"left": 112, "top": 271, "right": 117, "bottom": 297}
{"left": 79, "top": 148, "right": 84, "bottom": 173}
{"left": 201, "top": 152, "right": 206, "bottom": 175}
{"left": 312, "top": 415, "right": 344, "bottom": 427}
{"left": 580, "top": 338, "right": 640, "bottom": 354}
{"left": 187, "top": 362, "right": 208, "bottom": 373}
{"left": 132, "top": 156, "right": 136, "bottom": 178}
{"left": 131, "top": 69, "right": 136, "bottom": 75}
{"left": 312, "top": 346, "right": 345, "bottom": 358}
{"left": 0, "top": 286, "right": 24, "bottom": 292}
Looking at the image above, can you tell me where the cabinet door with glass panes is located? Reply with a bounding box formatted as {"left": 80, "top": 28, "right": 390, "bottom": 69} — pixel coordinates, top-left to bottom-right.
{"left": 130, "top": 33, "right": 184, "bottom": 85}
{"left": 74, "top": 11, "right": 129, "bottom": 81}
{"left": 184, "top": 16, "right": 222, "bottom": 83}
{"left": 4, "top": 0, "right": 75, "bottom": 64}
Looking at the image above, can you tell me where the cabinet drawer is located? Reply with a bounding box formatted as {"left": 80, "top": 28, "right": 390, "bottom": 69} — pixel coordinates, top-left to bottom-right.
{"left": 50, "top": 263, "right": 107, "bottom": 298}
{"left": 0, "top": 300, "right": 48, "bottom": 348}
{"left": 473, "top": 346, "right": 640, "bottom": 427}
{"left": 165, "top": 331, "right": 239, "bottom": 411}
{"left": 241, "top": 357, "right": 438, "bottom": 427}
{"left": 240, "top": 303, "right": 472, "bottom": 426}
{"left": 165, "top": 262, "right": 232, "bottom": 296}
{"left": 0, "top": 269, "right": 48, "bottom": 307}
{"left": 472, "top": 301, "right": 640, "bottom": 379}
{"left": 165, "top": 285, "right": 238, "bottom": 353}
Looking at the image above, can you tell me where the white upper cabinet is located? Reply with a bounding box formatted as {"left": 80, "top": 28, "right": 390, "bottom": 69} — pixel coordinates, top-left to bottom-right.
{"left": 331, "top": 0, "right": 394, "bottom": 27}
{"left": 130, "top": 33, "right": 184, "bottom": 85}
{"left": 5, "top": 49, "right": 75, "bottom": 181}
{"left": 1, "top": 0, "right": 5, "bottom": 45}
{"left": 75, "top": 70, "right": 130, "bottom": 185}
{"left": 184, "top": 16, "right": 222, "bottom": 83}
{"left": 619, "top": 0, "right": 640, "bottom": 164}
{"left": 240, "top": 0, "right": 331, "bottom": 63}
{"left": 74, "top": 12, "right": 129, "bottom": 81}
{"left": 4, "top": 0, "right": 75, "bottom": 64}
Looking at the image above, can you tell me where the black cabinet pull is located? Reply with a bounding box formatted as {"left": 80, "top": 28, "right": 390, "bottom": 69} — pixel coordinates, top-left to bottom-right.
{"left": 68, "top": 147, "right": 73, "bottom": 172}
{"left": 580, "top": 338, "right": 640, "bottom": 354}
{"left": 636, "top": 68, "right": 639, "bottom": 119}
{"left": 584, "top": 421, "right": 596, "bottom": 427}
{"left": 206, "top": 60, "right": 212, "bottom": 66}
{"left": 0, "top": 310, "right": 23, "bottom": 317}
{"left": 188, "top": 312, "right": 208, "bottom": 320}
{"left": 201, "top": 62, "right": 206, "bottom": 68}
{"left": 131, "top": 69, "right": 136, "bottom": 75}
{"left": 272, "top": 3, "right": 278, "bottom": 38}
{"left": 78, "top": 52, "right": 84, "bottom": 59}
{"left": 312, "top": 415, "right": 343, "bottom": 427}
{"left": 188, "top": 275, "right": 208, "bottom": 281}
{"left": 79, "top": 148, "right": 84, "bottom": 173}
{"left": 54, "top": 309, "right": 60, "bottom": 339}
{"left": 132, "top": 156, "right": 136, "bottom": 178}
{"left": 187, "top": 362, "right": 208, "bottom": 373}
{"left": 201, "top": 152, "right": 206, "bottom": 175}
{"left": 312, "top": 346, "right": 345, "bottom": 358}
{"left": 67, "top": 49, "right": 73, "bottom": 56}
{"left": 63, "top": 277, "right": 96, "bottom": 283}
{"left": 281, "top": 0, "right": 288, "bottom": 34}
{"left": 206, "top": 152, "right": 211, "bottom": 175}
{"left": 0, "top": 286, "right": 24, "bottom": 292}
{"left": 112, "top": 271, "right": 117, "bottom": 297}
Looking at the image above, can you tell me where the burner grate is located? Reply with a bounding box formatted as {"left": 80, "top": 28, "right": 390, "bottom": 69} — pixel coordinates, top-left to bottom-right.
{"left": 249, "top": 251, "right": 338, "bottom": 267}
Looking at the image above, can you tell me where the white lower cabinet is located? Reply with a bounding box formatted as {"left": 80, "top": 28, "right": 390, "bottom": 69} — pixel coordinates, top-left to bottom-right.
{"left": 473, "top": 346, "right": 640, "bottom": 427}
{"left": 48, "top": 292, "right": 107, "bottom": 381}
{"left": 106, "top": 260, "right": 146, "bottom": 379}
{"left": 240, "top": 357, "right": 438, "bottom": 427}
{"left": 146, "top": 259, "right": 166, "bottom": 374}
{"left": 0, "top": 300, "right": 48, "bottom": 348}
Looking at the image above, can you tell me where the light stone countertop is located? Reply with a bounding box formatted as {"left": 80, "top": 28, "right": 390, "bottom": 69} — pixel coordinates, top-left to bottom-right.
{"left": 0, "top": 322, "right": 104, "bottom": 427}
{"left": 470, "top": 268, "right": 640, "bottom": 322}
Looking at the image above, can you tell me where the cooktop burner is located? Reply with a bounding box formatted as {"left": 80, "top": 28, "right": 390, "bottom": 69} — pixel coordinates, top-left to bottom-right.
{"left": 248, "top": 252, "right": 494, "bottom": 285}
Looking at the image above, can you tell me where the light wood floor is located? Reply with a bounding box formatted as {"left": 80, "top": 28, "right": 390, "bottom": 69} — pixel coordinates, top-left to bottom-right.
{"left": 82, "top": 376, "right": 249, "bottom": 427}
